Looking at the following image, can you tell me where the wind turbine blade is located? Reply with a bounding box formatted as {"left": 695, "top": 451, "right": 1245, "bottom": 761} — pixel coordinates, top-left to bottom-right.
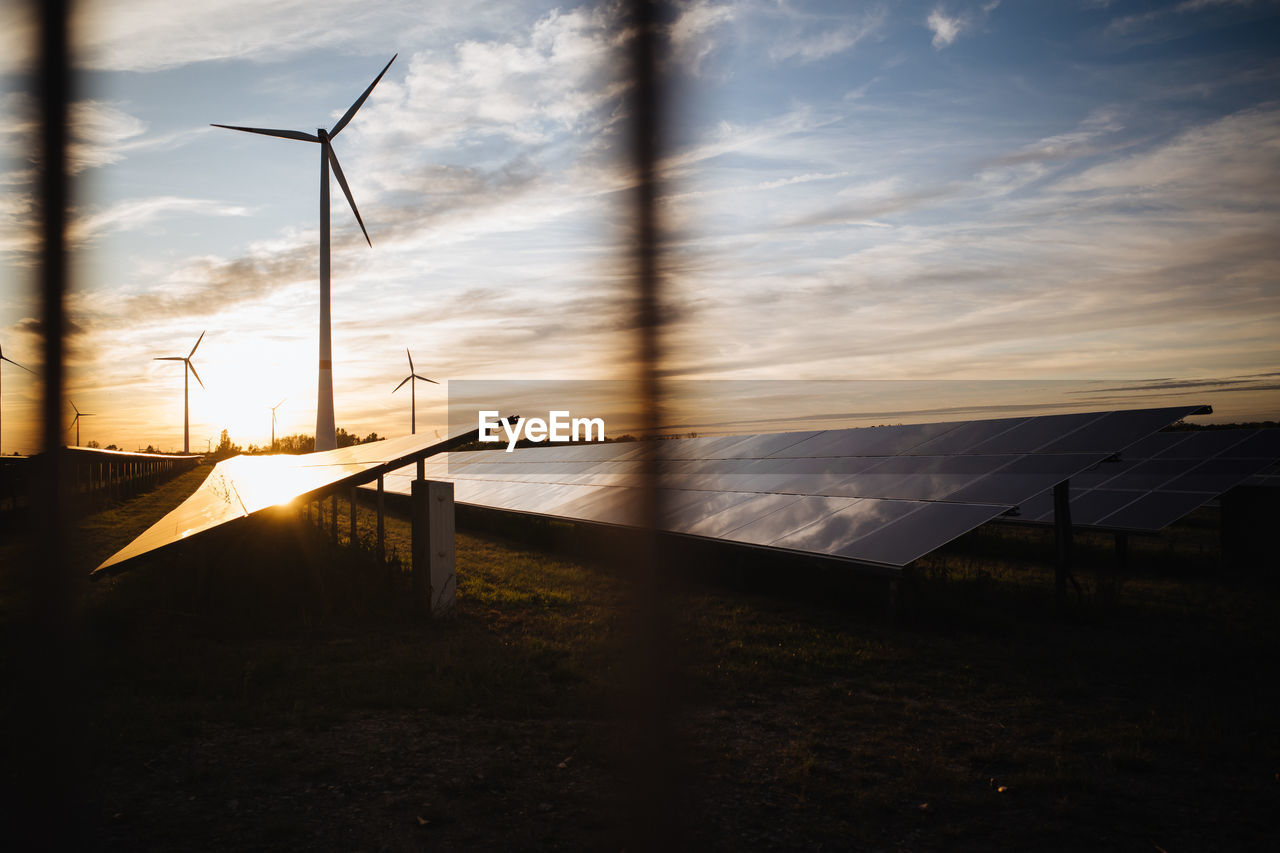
{"left": 326, "top": 145, "right": 371, "bottom": 247}
{"left": 211, "top": 124, "right": 319, "bottom": 143}
{"left": 188, "top": 330, "right": 206, "bottom": 358}
{"left": 406, "top": 348, "right": 413, "bottom": 372}
{"left": 187, "top": 360, "right": 205, "bottom": 389}
{"left": 274, "top": 397, "right": 286, "bottom": 409}
{"left": 1, "top": 354, "right": 36, "bottom": 373}
{"left": 414, "top": 374, "right": 438, "bottom": 384}
{"left": 392, "top": 375, "right": 411, "bottom": 394}
{"left": 329, "top": 54, "right": 397, "bottom": 138}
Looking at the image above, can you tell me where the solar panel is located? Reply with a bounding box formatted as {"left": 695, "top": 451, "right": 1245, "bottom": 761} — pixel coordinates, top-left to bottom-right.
{"left": 1011, "top": 428, "right": 1280, "bottom": 532}
{"left": 377, "top": 405, "right": 1207, "bottom": 568}
{"left": 93, "top": 426, "right": 482, "bottom": 575}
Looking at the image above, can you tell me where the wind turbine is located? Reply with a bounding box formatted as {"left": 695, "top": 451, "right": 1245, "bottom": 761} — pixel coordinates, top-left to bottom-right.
{"left": 391, "top": 349, "right": 437, "bottom": 434}
{"left": 213, "top": 54, "right": 397, "bottom": 452}
{"left": 155, "top": 331, "right": 205, "bottom": 454}
{"left": 271, "top": 397, "right": 286, "bottom": 451}
{"left": 68, "top": 401, "right": 94, "bottom": 447}
{"left": 1, "top": 343, "right": 35, "bottom": 456}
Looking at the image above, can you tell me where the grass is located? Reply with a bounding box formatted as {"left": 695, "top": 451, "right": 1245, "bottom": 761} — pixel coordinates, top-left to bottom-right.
{"left": 2, "top": 470, "right": 1278, "bottom": 850}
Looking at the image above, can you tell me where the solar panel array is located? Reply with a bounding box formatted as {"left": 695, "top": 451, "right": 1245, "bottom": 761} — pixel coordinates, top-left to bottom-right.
{"left": 1011, "top": 428, "right": 1280, "bottom": 532}
{"left": 380, "top": 406, "right": 1207, "bottom": 568}
{"left": 94, "top": 427, "right": 480, "bottom": 575}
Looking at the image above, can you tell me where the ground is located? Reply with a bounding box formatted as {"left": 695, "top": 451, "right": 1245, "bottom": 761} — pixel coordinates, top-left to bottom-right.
{"left": 2, "top": 465, "right": 1277, "bottom": 850}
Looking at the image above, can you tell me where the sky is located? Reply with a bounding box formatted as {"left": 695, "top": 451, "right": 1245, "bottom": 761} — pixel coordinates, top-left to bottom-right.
{"left": 1, "top": 0, "right": 1278, "bottom": 453}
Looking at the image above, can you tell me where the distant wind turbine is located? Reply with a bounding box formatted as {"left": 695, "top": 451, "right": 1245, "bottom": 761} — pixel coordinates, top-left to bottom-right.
{"left": 155, "top": 331, "right": 205, "bottom": 454}
{"left": 213, "top": 54, "right": 397, "bottom": 452}
{"left": 271, "top": 397, "right": 286, "bottom": 450}
{"left": 68, "top": 401, "right": 95, "bottom": 447}
{"left": 391, "top": 349, "right": 438, "bottom": 434}
{"left": 1, "top": 342, "right": 35, "bottom": 456}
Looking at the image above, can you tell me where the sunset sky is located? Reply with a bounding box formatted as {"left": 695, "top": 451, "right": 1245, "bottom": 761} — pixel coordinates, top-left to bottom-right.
{"left": 1, "top": 0, "right": 1278, "bottom": 454}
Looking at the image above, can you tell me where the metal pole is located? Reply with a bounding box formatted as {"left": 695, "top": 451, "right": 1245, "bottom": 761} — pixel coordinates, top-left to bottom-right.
{"left": 411, "top": 477, "right": 427, "bottom": 607}
{"left": 376, "top": 474, "right": 385, "bottom": 563}
{"left": 349, "top": 486, "right": 358, "bottom": 545}
{"left": 1053, "top": 479, "right": 1072, "bottom": 611}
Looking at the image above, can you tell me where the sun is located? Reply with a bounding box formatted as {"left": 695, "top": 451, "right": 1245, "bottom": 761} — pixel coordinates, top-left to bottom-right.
{"left": 199, "top": 336, "right": 312, "bottom": 449}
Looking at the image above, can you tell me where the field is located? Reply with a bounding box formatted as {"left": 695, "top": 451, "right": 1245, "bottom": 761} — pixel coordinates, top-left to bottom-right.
{"left": 2, "top": 465, "right": 1278, "bottom": 850}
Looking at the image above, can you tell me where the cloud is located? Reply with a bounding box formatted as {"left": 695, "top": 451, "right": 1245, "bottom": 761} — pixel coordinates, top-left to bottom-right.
{"left": 669, "top": 1, "right": 736, "bottom": 76}
{"left": 69, "top": 0, "right": 506, "bottom": 72}
{"left": 767, "top": 7, "right": 886, "bottom": 63}
{"left": 68, "top": 100, "right": 149, "bottom": 174}
{"left": 645, "top": 93, "right": 1280, "bottom": 386}
{"left": 926, "top": 1, "right": 999, "bottom": 49}
{"left": 926, "top": 8, "right": 967, "bottom": 48}
{"left": 87, "top": 243, "right": 318, "bottom": 326}
{"left": 1053, "top": 106, "right": 1280, "bottom": 207}
{"left": 788, "top": 180, "right": 960, "bottom": 227}
{"left": 357, "top": 5, "right": 622, "bottom": 159}
{"left": 69, "top": 196, "right": 253, "bottom": 245}
{"left": 1105, "top": 0, "right": 1255, "bottom": 40}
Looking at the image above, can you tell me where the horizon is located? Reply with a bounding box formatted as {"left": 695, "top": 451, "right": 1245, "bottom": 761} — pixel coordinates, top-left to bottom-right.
{"left": 2, "top": 1, "right": 1279, "bottom": 454}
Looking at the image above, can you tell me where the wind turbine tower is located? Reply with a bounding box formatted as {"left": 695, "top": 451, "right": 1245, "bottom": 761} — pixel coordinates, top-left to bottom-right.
{"left": 155, "top": 331, "right": 205, "bottom": 454}
{"left": 213, "top": 55, "right": 396, "bottom": 452}
{"left": 391, "top": 349, "right": 438, "bottom": 435}
{"left": 1, "top": 343, "right": 35, "bottom": 455}
{"left": 271, "top": 397, "right": 286, "bottom": 451}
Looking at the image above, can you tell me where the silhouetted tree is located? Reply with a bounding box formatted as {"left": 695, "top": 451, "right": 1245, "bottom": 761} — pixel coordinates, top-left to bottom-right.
{"left": 209, "top": 429, "right": 243, "bottom": 462}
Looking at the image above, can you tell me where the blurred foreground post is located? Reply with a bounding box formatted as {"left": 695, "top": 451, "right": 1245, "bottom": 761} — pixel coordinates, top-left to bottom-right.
{"left": 622, "top": 0, "right": 680, "bottom": 848}
{"left": 10, "top": 0, "right": 85, "bottom": 845}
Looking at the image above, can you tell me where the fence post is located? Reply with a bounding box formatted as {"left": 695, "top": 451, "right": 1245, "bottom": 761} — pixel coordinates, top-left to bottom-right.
{"left": 412, "top": 479, "right": 456, "bottom": 617}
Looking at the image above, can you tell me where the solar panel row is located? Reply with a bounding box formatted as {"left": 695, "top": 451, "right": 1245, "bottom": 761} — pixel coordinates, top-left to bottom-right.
{"left": 98, "top": 405, "right": 1212, "bottom": 575}
{"left": 1011, "top": 428, "right": 1280, "bottom": 532}
{"left": 378, "top": 405, "right": 1207, "bottom": 568}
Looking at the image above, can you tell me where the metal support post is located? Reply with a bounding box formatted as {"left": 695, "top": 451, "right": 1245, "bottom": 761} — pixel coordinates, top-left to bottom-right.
{"left": 376, "top": 474, "right": 385, "bottom": 563}
{"left": 348, "top": 486, "right": 358, "bottom": 545}
{"left": 1053, "top": 479, "right": 1073, "bottom": 612}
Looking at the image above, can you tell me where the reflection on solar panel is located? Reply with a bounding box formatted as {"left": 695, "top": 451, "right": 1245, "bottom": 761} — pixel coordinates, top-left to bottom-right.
{"left": 1011, "top": 428, "right": 1280, "bottom": 532}
{"left": 93, "top": 427, "right": 480, "bottom": 575}
{"left": 377, "top": 406, "right": 1207, "bottom": 569}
